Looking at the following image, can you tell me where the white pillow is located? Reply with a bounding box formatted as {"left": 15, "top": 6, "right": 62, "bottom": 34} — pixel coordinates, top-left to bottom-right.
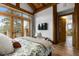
{"left": 0, "top": 33, "right": 14, "bottom": 55}
{"left": 36, "top": 33, "right": 42, "bottom": 38}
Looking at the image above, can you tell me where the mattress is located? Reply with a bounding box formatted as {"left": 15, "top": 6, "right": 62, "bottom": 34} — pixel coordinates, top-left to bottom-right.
{"left": 6, "top": 37, "right": 52, "bottom": 56}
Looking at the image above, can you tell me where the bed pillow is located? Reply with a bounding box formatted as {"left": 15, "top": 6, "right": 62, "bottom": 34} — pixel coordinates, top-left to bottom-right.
{"left": 13, "top": 42, "right": 21, "bottom": 48}
{"left": 0, "top": 33, "right": 14, "bottom": 55}
{"left": 36, "top": 33, "right": 42, "bottom": 38}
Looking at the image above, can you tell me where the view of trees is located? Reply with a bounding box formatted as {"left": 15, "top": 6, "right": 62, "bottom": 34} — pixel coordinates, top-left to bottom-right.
{"left": 0, "top": 6, "right": 30, "bottom": 37}
{"left": 0, "top": 17, "right": 10, "bottom": 34}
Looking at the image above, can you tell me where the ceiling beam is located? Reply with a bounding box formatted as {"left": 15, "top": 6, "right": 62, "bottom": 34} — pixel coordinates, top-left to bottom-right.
{"left": 42, "top": 3, "right": 47, "bottom": 6}
{"left": 34, "top": 3, "right": 57, "bottom": 14}
{"left": 16, "top": 3, "right": 20, "bottom": 8}
{"left": 27, "top": 3, "right": 36, "bottom": 12}
{"left": 2, "top": 3, "right": 33, "bottom": 15}
{"left": 34, "top": 4, "right": 51, "bottom": 14}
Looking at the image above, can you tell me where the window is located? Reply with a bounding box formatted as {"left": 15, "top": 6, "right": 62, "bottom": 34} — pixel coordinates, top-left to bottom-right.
{"left": 67, "top": 23, "right": 72, "bottom": 30}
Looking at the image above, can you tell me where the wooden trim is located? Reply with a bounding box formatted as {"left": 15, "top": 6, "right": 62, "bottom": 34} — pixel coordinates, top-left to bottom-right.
{"left": 42, "top": 3, "right": 46, "bottom": 6}
{"left": 72, "top": 12, "right": 75, "bottom": 48}
{"left": 58, "top": 12, "right": 73, "bottom": 17}
{"left": 21, "top": 18, "right": 24, "bottom": 36}
{"left": 0, "top": 12, "right": 30, "bottom": 38}
{"left": 73, "top": 3, "right": 79, "bottom": 49}
{"left": 27, "top": 3, "right": 36, "bottom": 12}
{"left": 58, "top": 13, "right": 74, "bottom": 43}
{"left": 0, "top": 11, "right": 32, "bottom": 38}
{"left": 52, "top": 4, "right": 58, "bottom": 44}
{"left": 34, "top": 4, "right": 57, "bottom": 14}
{"left": 0, "top": 12, "right": 24, "bottom": 19}
{"left": 34, "top": 5, "right": 52, "bottom": 14}
{"left": 16, "top": 3, "right": 20, "bottom": 8}
{"left": 0, "top": 3, "right": 33, "bottom": 15}
{"left": 10, "top": 16, "right": 14, "bottom": 38}
{"left": 0, "top": 12, "right": 23, "bottom": 38}
{"left": 28, "top": 19, "right": 31, "bottom": 36}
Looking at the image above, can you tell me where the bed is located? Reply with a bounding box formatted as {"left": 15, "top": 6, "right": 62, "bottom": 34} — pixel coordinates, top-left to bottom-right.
{"left": 5, "top": 37, "right": 53, "bottom": 56}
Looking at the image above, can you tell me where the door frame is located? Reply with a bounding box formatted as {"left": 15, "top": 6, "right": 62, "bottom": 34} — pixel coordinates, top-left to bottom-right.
{"left": 57, "top": 12, "right": 74, "bottom": 44}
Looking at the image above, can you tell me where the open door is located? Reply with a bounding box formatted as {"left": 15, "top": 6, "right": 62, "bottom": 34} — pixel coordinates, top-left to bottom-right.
{"left": 58, "top": 16, "right": 66, "bottom": 43}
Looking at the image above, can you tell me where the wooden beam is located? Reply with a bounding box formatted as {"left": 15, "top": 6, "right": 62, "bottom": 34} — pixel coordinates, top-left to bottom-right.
{"left": 28, "top": 19, "right": 31, "bottom": 36}
{"left": 42, "top": 3, "right": 46, "bottom": 6}
{"left": 10, "top": 16, "right": 14, "bottom": 38}
{"left": 0, "top": 12, "right": 24, "bottom": 19}
{"left": 27, "top": 3, "right": 36, "bottom": 12}
{"left": 1, "top": 3, "right": 33, "bottom": 15}
{"left": 52, "top": 4, "right": 58, "bottom": 44}
{"left": 73, "top": 3, "right": 79, "bottom": 49}
{"left": 16, "top": 3, "right": 20, "bottom": 8}
{"left": 34, "top": 4, "right": 57, "bottom": 14}
{"left": 21, "top": 18, "right": 24, "bottom": 36}
{"left": 34, "top": 5, "right": 51, "bottom": 14}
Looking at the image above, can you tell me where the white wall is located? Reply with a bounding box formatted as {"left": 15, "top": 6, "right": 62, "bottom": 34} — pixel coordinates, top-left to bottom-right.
{"left": 57, "top": 3, "right": 75, "bottom": 12}
{"left": 20, "top": 3, "right": 33, "bottom": 13}
{"left": 35, "top": 7, "right": 53, "bottom": 40}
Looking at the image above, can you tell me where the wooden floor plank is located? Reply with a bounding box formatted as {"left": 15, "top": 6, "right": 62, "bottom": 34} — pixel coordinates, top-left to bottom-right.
{"left": 52, "top": 36, "right": 79, "bottom": 56}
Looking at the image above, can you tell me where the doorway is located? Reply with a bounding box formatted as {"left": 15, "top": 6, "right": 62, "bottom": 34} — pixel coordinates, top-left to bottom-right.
{"left": 58, "top": 14, "right": 73, "bottom": 48}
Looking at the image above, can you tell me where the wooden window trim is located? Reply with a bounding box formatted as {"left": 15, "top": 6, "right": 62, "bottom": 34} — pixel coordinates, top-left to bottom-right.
{"left": 0, "top": 11, "right": 31, "bottom": 38}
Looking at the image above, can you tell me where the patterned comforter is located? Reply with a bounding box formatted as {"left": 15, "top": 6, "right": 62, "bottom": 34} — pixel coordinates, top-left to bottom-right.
{"left": 6, "top": 37, "right": 52, "bottom": 56}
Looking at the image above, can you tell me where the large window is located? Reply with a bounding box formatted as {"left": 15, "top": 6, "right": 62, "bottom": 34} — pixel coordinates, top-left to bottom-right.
{"left": 0, "top": 5, "right": 31, "bottom": 38}
{"left": 0, "top": 7, "right": 8, "bottom": 12}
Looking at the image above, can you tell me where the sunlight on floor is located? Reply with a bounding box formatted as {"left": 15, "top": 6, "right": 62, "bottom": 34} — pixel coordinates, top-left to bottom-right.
{"left": 52, "top": 36, "right": 79, "bottom": 56}
{"left": 65, "top": 36, "right": 72, "bottom": 48}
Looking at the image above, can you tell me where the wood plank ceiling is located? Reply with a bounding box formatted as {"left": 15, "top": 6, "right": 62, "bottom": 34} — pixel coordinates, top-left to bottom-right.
{"left": 27, "top": 3, "right": 57, "bottom": 14}
{"left": 1, "top": 3, "right": 57, "bottom": 15}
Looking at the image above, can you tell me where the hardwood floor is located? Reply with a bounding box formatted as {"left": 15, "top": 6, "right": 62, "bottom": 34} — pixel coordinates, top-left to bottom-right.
{"left": 52, "top": 36, "right": 79, "bottom": 56}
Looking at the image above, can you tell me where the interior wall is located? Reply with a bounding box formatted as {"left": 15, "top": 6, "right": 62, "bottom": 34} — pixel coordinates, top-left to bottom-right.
{"left": 57, "top": 3, "right": 75, "bottom": 13}
{"left": 34, "top": 7, "right": 53, "bottom": 40}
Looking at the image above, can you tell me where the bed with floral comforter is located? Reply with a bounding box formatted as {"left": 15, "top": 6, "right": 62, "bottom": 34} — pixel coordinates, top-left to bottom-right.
{"left": 6, "top": 37, "right": 52, "bottom": 56}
